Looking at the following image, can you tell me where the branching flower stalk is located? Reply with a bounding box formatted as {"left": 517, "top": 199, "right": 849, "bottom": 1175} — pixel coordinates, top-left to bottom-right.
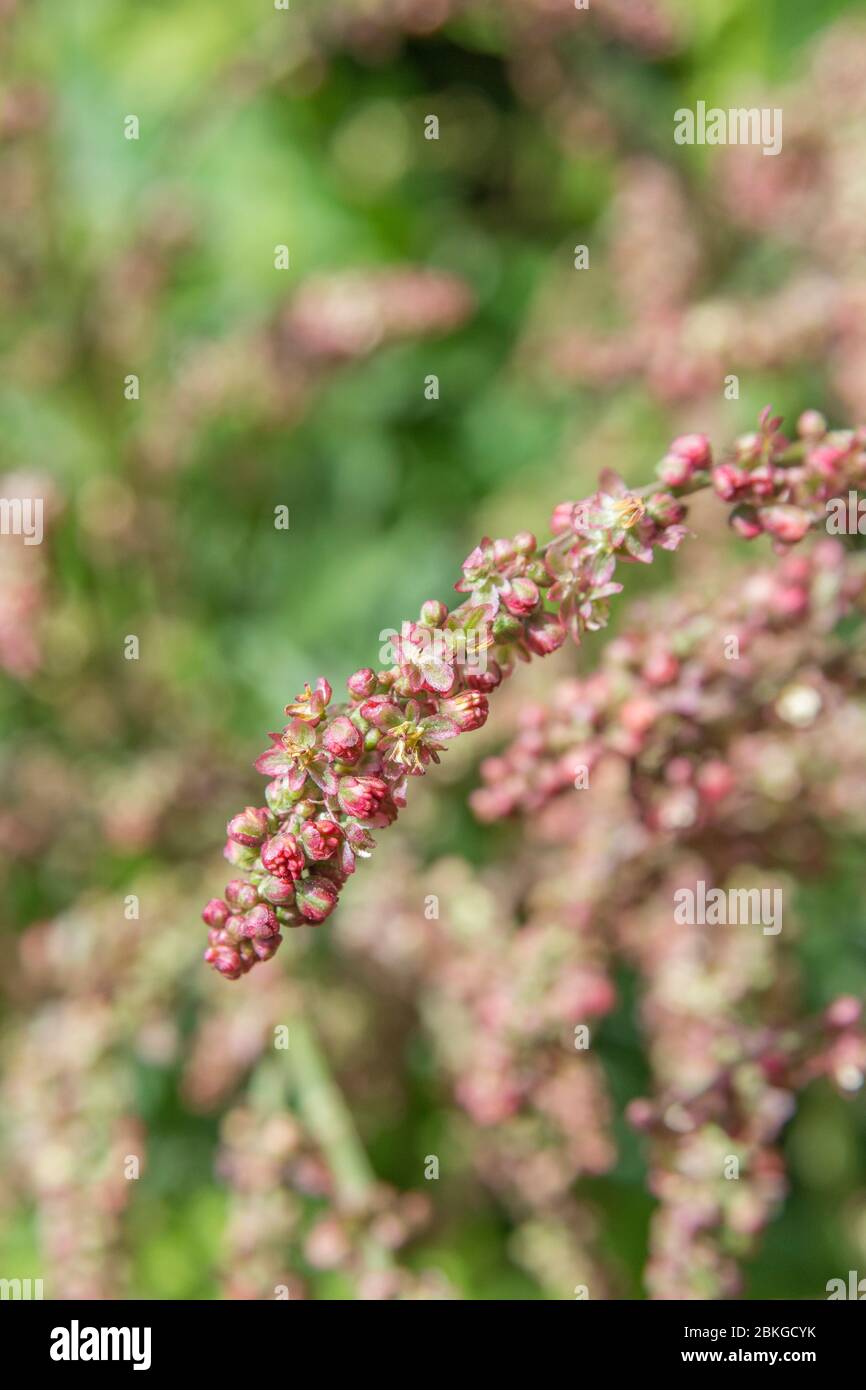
{"left": 202, "top": 408, "right": 866, "bottom": 978}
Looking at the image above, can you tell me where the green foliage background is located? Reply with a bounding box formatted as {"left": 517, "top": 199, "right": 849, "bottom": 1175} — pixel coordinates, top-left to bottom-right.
{"left": 1, "top": 0, "right": 864, "bottom": 1298}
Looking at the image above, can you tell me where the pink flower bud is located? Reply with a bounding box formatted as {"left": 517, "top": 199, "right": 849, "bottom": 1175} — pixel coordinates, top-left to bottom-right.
{"left": 646, "top": 492, "right": 687, "bottom": 527}
{"left": 240, "top": 904, "right": 279, "bottom": 939}
{"left": 223, "top": 838, "right": 256, "bottom": 867}
{"left": 204, "top": 945, "right": 243, "bottom": 980}
{"left": 252, "top": 934, "right": 282, "bottom": 961}
{"left": 226, "top": 805, "right": 272, "bottom": 847}
{"left": 347, "top": 667, "right": 377, "bottom": 700}
{"left": 261, "top": 832, "right": 305, "bottom": 881}
{"left": 337, "top": 774, "right": 390, "bottom": 820}
{"left": 359, "top": 695, "right": 403, "bottom": 728}
{"left": 619, "top": 695, "right": 658, "bottom": 735}
{"left": 770, "top": 583, "right": 808, "bottom": 619}
{"left": 225, "top": 879, "right": 259, "bottom": 911}
{"left": 419, "top": 599, "right": 448, "bottom": 626}
{"left": 502, "top": 576, "right": 540, "bottom": 616}
{"left": 466, "top": 660, "right": 503, "bottom": 692}
{"left": 322, "top": 715, "right": 363, "bottom": 763}
{"left": 258, "top": 874, "right": 296, "bottom": 906}
{"left": 810, "top": 444, "right": 847, "bottom": 479}
{"left": 524, "top": 613, "right": 566, "bottom": 656}
{"left": 696, "top": 759, "right": 735, "bottom": 803}
{"left": 729, "top": 504, "right": 763, "bottom": 540}
{"left": 299, "top": 818, "right": 342, "bottom": 861}
{"left": 826, "top": 996, "right": 862, "bottom": 1030}
{"left": 759, "top": 505, "right": 811, "bottom": 545}
{"left": 202, "top": 898, "right": 230, "bottom": 929}
{"left": 797, "top": 410, "right": 827, "bottom": 440}
{"left": 625, "top": 1098, "right": 655, "bottom": 1131}
{"left": 223, "top": 915, "right": 245, "bottom": 942}
{"left": 670, "top": 433, "right": 711, "bottom": 468}
{"left": 712, "top": 463, "right": 747, "bottom": 501}
{"left": 295, "top": 875, "right": 339, "bottom": 923}
{"left": 749, "top": 464, "right": 776, "bottom": 498}
{"left": 642, "top": 650, "right": 679, "bottom": 686}
{"left": 305, "top": 1216, "right": 351, "bottom": 1269}
{"left": 656, "top": 453, "right": 692, "bottom": 488}
{"left": 265, "top": 776, "right": 301, "bottom": 815}
{"left": 440, "top": 690, "right": 489, "bottom": 732}
{"left": 550, "top": 501, "right": 578, "bottom": 535}
{"left": 513, "top": 531, "right": 537, "bottom": 555}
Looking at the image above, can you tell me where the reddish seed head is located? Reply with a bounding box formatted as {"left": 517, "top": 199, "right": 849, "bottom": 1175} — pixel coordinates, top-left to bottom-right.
{"left": 258, "top": 874, "right": 296, "bottom": 906}
{"left": 223, "top": 838, "right": 256, "bottom": 867}
{"left": 524, "top": 613, "right": 566, "bottom": 657}
{"left": 419, "top": 598, "right": 448, "bottom": 626}
{"left": 748, "top": 464, "right": 776, "bottom": 499}
{"left": 810, "top": 444, "right": 847, "bottom": 479}
{"left": 670, "top": 433, "right": 711, "bottom": 468}
{"left": 646, "top": 492, "right": 687, "bottom": 528}
{"left": 226, "top": 805, "right": 271, "bottom": 847}
{"left": 729, "top": 504, "right": 764, "bottom": 540}
{"left": 347, "top": 667, "right": 377, "bottom": 700}
{"left": 712, "top": 463, "right": 747, "bottom": 501}
{"left": 359, "top": 695, "right": 402, "bottom": 728}
{"left": 299, "top": 818, "right": 342, "bottom": 861}
{"left": 224, "top": 879, "right": 259, "bottom": 911}
{"left": 502, "top": 576, "right": 540, "bottom": 617}
{"left": 261, "top": 832, "right": 305, "bottom": 881}
{"left": 205, "top": 945, "right": 243, "bottom": 980}
{"left": 240, "top": 904, "right": 279, "bottom": 940}
{"left": 440, "top": 690, "right": 489, "bottom": 732}
{"left": 295, "top": 875, "right": 339, "bottom": 923}
{"left": 322, "top": 715, "right": 363, "bottom": 763}
{"left": 513, "top": 530, "right": 537, "bottom": 555}
{"left": 202, "top": 898, "right": 230, "bottom": 929}
{"left": 337, "top": 774, "right": 390, "bottom": 820}
{"left": 759, "top": 505, "right": 811, "bottom": 545}
{"left": 656, "top": 453, "right": 692, "bottom": 488}
{"left": 550, "top": 500, "right": 578, "bottom": 535}
{"left": 252, "top": 934, "right": 283, "bottom": 961}
{"left": 466, "top": 660, "right": 503, "bottom": 693}
{"left": 797, "top": 410, "right": 827, "bottom": 441}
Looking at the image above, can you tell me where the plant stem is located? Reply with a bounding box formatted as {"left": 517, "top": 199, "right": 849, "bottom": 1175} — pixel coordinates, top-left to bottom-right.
{"left": 289, "top": 1011, "right": 397, "bottom": 1275}
{"left": 289, "top": 1011, "right": 376, "bottom": 1210}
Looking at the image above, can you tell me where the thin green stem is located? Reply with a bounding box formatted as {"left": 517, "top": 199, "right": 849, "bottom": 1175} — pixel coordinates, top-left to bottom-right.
{"left": 289, "top": 1011, "right": 375, "bottom": 1209}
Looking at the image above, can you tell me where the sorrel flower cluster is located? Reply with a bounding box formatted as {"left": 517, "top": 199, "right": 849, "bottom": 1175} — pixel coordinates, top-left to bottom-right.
{"left": 340, "top": 540, "right": 866, "bottom": 1297}
{"left": 203, "top": 409, "right": 866, "bottom": 978}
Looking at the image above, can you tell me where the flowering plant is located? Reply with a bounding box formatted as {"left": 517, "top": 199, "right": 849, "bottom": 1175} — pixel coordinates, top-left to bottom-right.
{"left": 202, "top": 408, "right": 866, "bottom": 978}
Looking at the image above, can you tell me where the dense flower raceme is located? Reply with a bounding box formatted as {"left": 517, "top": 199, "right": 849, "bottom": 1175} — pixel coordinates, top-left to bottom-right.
{"left": 338, "top": 543, "right": 866, "bottom": 1297}
{"left": 470, "top": 536, "right": 866, "bottom": 826}
{"left": 465, "top": 540, "right": 866, "bottom": 1297}
{"left": 203, "top": 410, "right": 866, "bottom": 978}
